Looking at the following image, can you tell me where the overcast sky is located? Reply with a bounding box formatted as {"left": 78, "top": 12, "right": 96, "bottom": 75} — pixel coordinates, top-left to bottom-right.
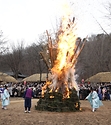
{"left": 0, "top": 0, "right": 110, "bottom": 46}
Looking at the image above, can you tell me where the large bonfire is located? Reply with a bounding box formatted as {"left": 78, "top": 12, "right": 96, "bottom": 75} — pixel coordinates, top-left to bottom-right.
{"left": 36, "top": 3, "right": 86, "bottom": 112}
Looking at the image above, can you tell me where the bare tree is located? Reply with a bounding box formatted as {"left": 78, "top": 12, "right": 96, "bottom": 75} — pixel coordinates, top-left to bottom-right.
{"left": 0, "top": 30, "right": 8, "bottom": 55}
{"left": 3, "top": 41, "right": 24, "bottom": 78}
{"left": 20, "top": 33, "right": 48, "bottom": 81}
{"left": 95, "top": 1, "right": 111, "bottom": 36}
{"left": 76, "top": 33, "right": 111, "bottom": 82}
{"left": 104, "top": 2, "right": 111, "bottom": 22}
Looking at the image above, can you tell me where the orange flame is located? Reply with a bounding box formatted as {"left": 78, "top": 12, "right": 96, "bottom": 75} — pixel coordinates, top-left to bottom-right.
{"left": 42, "top": 2, "right": 79, "bottom": 99}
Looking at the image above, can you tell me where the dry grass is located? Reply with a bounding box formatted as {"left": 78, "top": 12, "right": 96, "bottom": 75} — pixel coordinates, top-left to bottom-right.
{"left": 0, "top": 97, "right": 111, "bottom": 125}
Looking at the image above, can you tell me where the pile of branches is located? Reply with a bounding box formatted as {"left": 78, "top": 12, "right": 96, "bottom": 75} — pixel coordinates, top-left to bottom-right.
{"left": 35, "top": 88, "right": 80, "bottom": 112}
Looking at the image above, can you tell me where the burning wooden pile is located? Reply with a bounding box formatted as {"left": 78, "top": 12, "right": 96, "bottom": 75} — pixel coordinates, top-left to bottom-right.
{"left": 36, "top": 17, "right": 86, "bottom": 112}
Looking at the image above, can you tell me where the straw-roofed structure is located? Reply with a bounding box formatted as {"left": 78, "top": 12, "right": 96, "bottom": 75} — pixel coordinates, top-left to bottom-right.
{"left": 0, "top": 72, "right": 18, "bottom": 83}
{"left": 85, "top": 72, "right": 111, "bottom": 83}
{"left": 22, "top": 73, "right": 51, "bottom": 82}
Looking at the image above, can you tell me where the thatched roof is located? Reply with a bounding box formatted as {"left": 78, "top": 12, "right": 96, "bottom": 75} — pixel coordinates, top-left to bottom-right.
{"left": 0, "top": 72, "right": 18, "bottom": 83}
{"left": 22, "top": 73, "right": 51, "bottom": 82}
{"left": 85, "top": 72, "right": 111, "bottom": 83}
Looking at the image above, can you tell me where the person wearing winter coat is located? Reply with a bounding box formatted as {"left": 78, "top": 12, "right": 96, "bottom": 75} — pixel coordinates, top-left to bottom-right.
{"left": 23, "top": 85, "right": 34, "bottom": 113}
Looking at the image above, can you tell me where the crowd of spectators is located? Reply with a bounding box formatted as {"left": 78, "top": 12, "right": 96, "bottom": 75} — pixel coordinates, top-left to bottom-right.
{"left": 1, "top": 81, "right": 111, "bottom": 101}
{"left": 79, "top": 82, "right": 111, "bottom": 101}
{"left": 3, "top": 81, "right": 46, "bottom": 98}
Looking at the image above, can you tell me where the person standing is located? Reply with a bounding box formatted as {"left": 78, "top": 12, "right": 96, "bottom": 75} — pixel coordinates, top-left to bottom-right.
{"left": 1, "top": 85, "right": 10, "bottom": 109}
{"left": 0, "top": 85, "right": 4, "bottom": 99}
{"left": 97, "top": 86, "right": 103, "bottom": 100}
{"left": 85, "top": 87, "right": 103, "bottom": 112}
{"left": 23, "top": 85, "right": 34, "bottom": 113}
{"left": 0, "top": 85, "right": 4, "bottom": 109}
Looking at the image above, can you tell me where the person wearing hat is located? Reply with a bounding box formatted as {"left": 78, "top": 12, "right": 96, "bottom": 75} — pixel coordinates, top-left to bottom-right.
{"left": 1, "top": 85, "right": 10, "bottom": 109}
{"left": 85, "top": 87, "right": 103, "bottom": 112}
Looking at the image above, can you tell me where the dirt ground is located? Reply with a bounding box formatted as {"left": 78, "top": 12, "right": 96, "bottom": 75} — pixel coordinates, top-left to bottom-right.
{"left": 0, "top": 97, "right": 111, "bottom": 125}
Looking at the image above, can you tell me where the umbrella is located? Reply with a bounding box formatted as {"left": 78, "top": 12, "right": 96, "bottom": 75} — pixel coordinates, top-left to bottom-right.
{"left": 0, "top": 72, "right": 18, "bottom": 83}
{"left": 22, "top": 73, "right": 50, "bottom": 82}
{"left": 85, "top": 72, "right": 111, "bottom": 83}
